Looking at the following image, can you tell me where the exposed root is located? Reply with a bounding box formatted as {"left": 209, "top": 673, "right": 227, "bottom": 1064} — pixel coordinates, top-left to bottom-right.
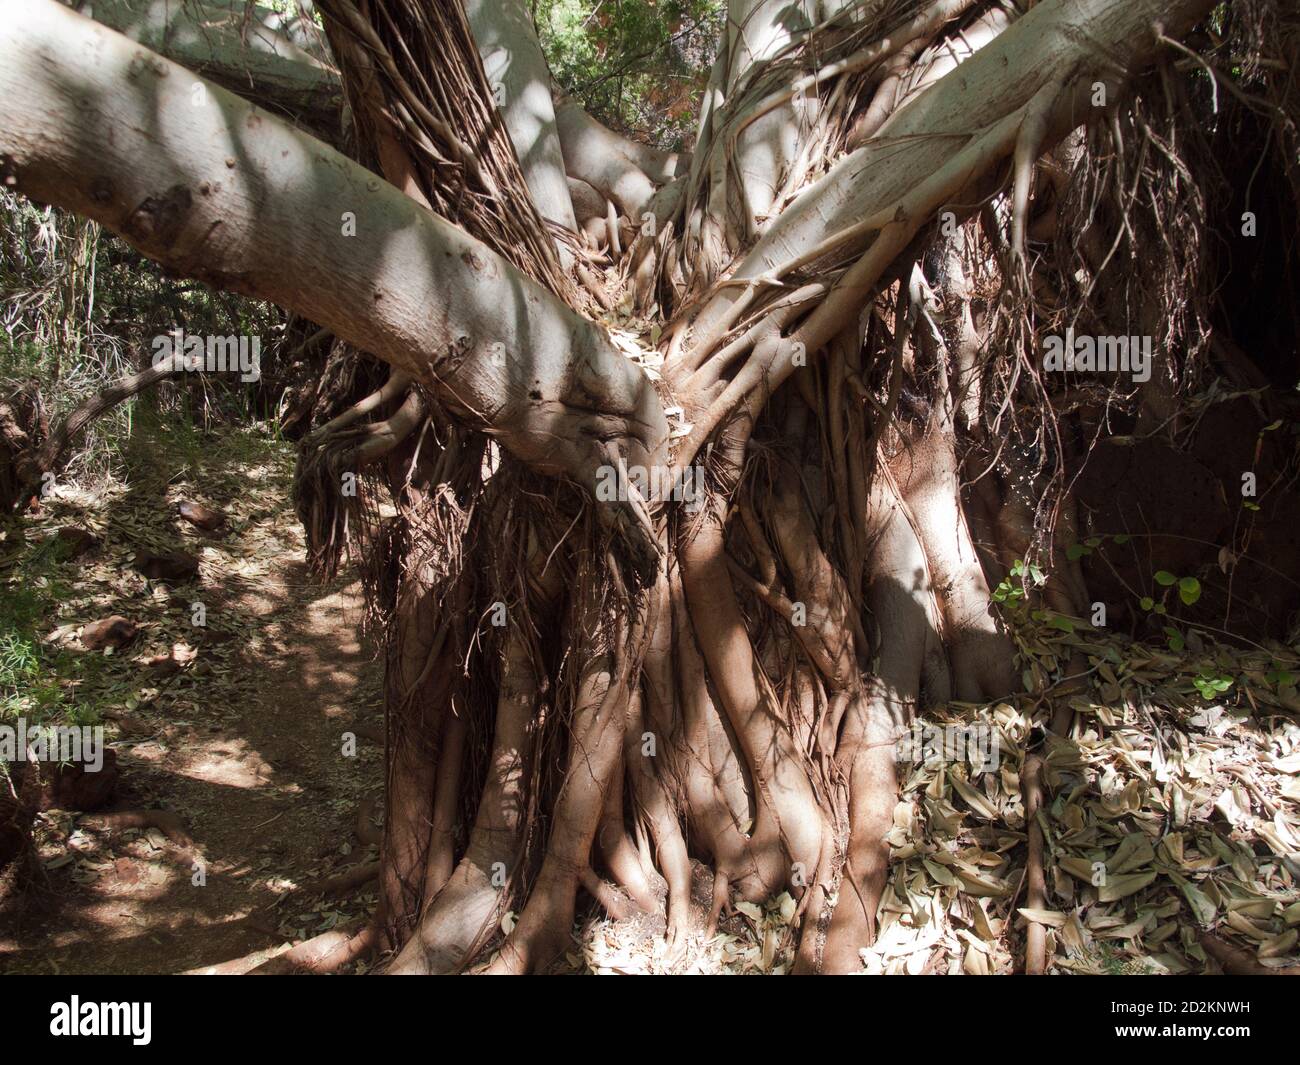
{"left": 247, "top": 919, "right": 377, "bottom": 975}
{"left": 78, "top": 808, "right": 194, "bottom": 852}
{"left": 1198, "top": 933, "right": 1300, "bottom": 977}
{"left": 354, "top": 795, "right": 382, "bottom": 848}
{"left": 482, "top": 584, "right": 644, "bottom": 974}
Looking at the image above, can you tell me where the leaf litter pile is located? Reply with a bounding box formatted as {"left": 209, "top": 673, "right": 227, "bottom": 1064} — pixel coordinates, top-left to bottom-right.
{"left": 572, "top": 613, "right": 1300, "bottom": 975}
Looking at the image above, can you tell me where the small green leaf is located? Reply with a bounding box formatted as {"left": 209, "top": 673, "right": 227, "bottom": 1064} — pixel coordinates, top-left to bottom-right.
{"left": 1178, "top": 577, "right": 1201, "bottom": 606}
{"left": 1154, "top": 571, "right": 1177, "bottom": 587}
{"left": 1139, "top": 596, "right": 1154, "bottom": 611}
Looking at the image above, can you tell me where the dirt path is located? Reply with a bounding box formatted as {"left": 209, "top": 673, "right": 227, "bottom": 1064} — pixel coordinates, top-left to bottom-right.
{"left": 0, "top": 434, "right": 385, "bottom": 975}
{"left": 2, "top": 569, "right": 382, "bottom": 974}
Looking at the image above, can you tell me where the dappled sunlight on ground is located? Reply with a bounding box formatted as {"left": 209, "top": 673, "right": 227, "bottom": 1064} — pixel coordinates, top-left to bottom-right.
{"left": 0, "top": 423, "right": 385, "bottom": 974}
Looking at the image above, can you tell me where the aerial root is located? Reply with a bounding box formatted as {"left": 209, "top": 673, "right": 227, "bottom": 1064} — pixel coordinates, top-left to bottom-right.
{"left": 595, "top": 753, "right": 659, "bottom": 914}
{"left": 483, "top": 599, "right": 642, "bottom": 974}
{"left": 246, "top": 919, "right": 378, "bottom": 975}
{"left": 680, "top": 453, "right": 828, "bottom": 898}
{"left": 816, "top": 711, "right": 899, "bottom": 974}
{"left": 577, "top": 866, "right": 637, "bottom": 920}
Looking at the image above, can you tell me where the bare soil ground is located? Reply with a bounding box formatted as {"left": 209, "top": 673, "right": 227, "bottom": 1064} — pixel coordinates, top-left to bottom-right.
{"left": 0, "top": 425, "right": 385, "bottom": 974}
{"left": 0, "top": 423, "right": 782, "bottom": 975}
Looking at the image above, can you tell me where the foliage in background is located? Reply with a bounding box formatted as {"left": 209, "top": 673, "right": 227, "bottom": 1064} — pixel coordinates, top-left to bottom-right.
{"left": 0, "top": 189, "right": 285, "bottom": 486}
{"left": 0, "top": 534, "right": 107, "bottom": 729}
{"left": 533, "top": 0, "right": 722, "bottom": 147}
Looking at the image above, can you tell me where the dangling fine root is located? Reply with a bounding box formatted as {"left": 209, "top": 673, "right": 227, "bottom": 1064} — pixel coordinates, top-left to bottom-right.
{"left": 387, "top": 521, "right": 562, "bottom": 974}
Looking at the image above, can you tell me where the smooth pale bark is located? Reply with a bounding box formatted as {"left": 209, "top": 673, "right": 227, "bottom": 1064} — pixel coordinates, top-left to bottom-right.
{"left": 896, "top": 427, "right": 1014, "bottom": 702}
{"left": 567, "top": 176, "right": 611, "bottom": 248}
{"left": 693, "top": 0, "right": 1216, "bottom": 346}
{"left": 555, "top": 99, "right": 687, "bottom": 186}
{"left": 73, "top": 0, "right": 343, "bottom": 143}
{"left": 554, "top": 99, "right": 663, "bottom": 221}
{"left": 0, "top": 0, "right": 667, "bottom": 524}
{"left": 73, "top": 0, "right": 329, "bottom": 57}
{"left": 887, "top": 2, "right": 1014, "bottom": 115}
{"left": 463, "top": 0, "right": 577, "bottom": 237}
{"left": 724, "top": 0, "right": 820, "bottom": 233}
{"left": 567, "top": 175, "right": 607, "bottom": 225}
{"left": 821, "top": 473, "right": 945, "bottom": 974}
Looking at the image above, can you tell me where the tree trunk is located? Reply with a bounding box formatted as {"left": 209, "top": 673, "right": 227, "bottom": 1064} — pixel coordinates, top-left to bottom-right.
{"left": 0, "top": 0, "right": 1236, "bottom": 977}
{"left": 463, "top": 0, "right": 578, "bottom": 239}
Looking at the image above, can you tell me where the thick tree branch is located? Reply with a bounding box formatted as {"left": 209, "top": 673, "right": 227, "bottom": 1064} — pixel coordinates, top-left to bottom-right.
{"left": 0, "top": 0, "right": 669, "bottom": 573}
{"left": 690, "top": 0, "right": 1219, "bottom": 352}
{"left": 74, "top": 0, "right": 344, "bottom": 144}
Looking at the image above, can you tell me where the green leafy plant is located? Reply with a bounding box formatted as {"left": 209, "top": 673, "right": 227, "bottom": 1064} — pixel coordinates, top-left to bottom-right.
{"left": 992, "top": 558, "right": 1045, "bottom": 606}
{"left": 0, "top": 545, "right": 109, "bottom": 726}
{"left": 1265, "top": 666, "right": 1296, "bottom": 693}
{"left": 1192, "top": 671, "right": 1234, "bottom": 699}
{"left": 535, "top": 0, "right": 723, "bottom": 145}
{"left": 1140, "top": 570, "right": 1202, "bottom": 619}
